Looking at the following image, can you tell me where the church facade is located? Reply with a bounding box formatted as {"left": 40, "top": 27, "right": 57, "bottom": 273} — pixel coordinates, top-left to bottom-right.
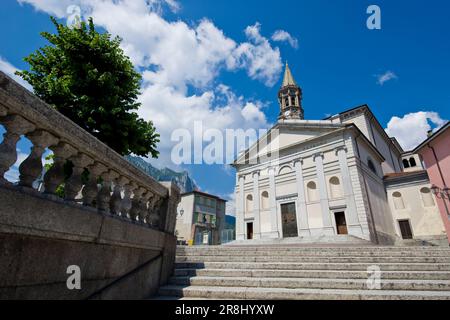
{"left": 232, "top": 64, "right": 447, "bottom": 245}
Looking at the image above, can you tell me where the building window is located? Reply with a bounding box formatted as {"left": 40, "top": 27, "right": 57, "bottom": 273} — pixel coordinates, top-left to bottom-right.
{"left": 261, "top": 191, "right": 269, "bottom": 210}
{"left": 420, "top": 187, "right": 435, "bottom": 207}
{"left": 367, "top": 159, "right": 377, "bottom": 174}
{"left": 307, "top": 181, "right": 318, "bottom": 202}
{"left": 329, "top": 176, "right": 342, "bottom": 198}
{"left": 246, "top": 194, "right": 253, "bottom": 213}
{"left": 392, "top": 192, "right": 405, "bottom": 210}
{"left": 402, "top": 159, "right": 410, "bottom": 168}
{"left": 409, "top": 157, "right": 417, "bottom": 167}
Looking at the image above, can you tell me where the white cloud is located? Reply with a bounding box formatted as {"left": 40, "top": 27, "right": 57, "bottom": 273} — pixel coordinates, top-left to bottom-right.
{"left": 18, "top": 0, "right": 73, "bottom": 17}
{"left": 19, "top": 1, "right": 282, "bottom": 90}
{"left": 234, "top": 23, "right": 283, "bottom": 86}
{"left": 18, "top": 0, "right": 180, "bottom": 17}
{"left": 0, "top": 56, "right": 32, "bottom": 91}
{"left": 271, "top": 30, "right": 298, "bottom": 49}
{"left": 376, "top": 71, "right": 397, "bottom": 85}
{"left": 147, "top": 0, "right": 180, "bottom": 14}
{"left": 17, "top": 0, "right": 280, "bottom": 169}
{"left": 385, "top": 111, "right": 447, "bottom": 151}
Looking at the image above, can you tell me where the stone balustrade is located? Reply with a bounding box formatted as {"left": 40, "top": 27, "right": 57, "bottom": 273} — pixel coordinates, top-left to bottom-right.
{"left": 0, "top": 71, "right": 179, "bottom": 233}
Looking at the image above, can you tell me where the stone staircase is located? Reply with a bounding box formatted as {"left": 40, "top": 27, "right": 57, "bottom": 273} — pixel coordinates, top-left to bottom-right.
{"left": 157, "top": 244, "right": 450, "bottom": 300}
{"left": 224, "top": 234, "right": 372, "bottom": 246}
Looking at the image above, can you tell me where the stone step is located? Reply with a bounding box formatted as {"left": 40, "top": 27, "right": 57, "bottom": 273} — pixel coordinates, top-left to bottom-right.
{"left": 179, "top": 244, "right": 450, "bottom": 250}
{"left": 176, "top": 255, "right": 450, "bottom": 264}
{"left": 177, "top": 246, "right": 450, "bottom": 252}
{"left": 175, "top": 261, "right": 450, "bottom": 271}
{"left": 158, "top": 285, "right": 450, "bottom": 300}
{"left": 224, "top": 235, "right": 372, "bottom": 246}
{"left": 169, "top": 276, "right": 450, "bottom": 291}
{"left": 173, "top": 268, "right": 450, "bottom": 280}
{"left": 177, "top": 249, "right": 450, "bottom": 257}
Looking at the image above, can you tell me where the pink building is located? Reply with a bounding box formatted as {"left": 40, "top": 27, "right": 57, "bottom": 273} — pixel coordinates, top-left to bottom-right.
{"left": 414, "top": 122, "right": 450, "bottom": 244}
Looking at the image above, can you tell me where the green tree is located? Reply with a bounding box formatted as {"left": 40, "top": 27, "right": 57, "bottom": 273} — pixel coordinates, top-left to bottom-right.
{"left": 17, "top": 17, "right": 159, "bottom": 158}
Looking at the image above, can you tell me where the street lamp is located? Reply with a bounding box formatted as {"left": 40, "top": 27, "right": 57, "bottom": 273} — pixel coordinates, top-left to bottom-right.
{"left": 431, "top": 185, "right": 450, "bottom": 200}
{"left": 431, "top": 185, "right": 450, "bottom": 216}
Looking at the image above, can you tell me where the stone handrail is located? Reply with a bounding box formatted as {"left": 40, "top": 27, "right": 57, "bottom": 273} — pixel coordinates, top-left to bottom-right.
{"left": 0, "top": 71, "right": 179, "bottom": 232}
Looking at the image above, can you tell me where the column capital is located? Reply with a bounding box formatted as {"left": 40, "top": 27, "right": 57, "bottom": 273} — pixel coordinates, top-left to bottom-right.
{"left": 293, "top": 158, "right": 303, "bottom": 167}
{"left": 268, "top": 166, "right": 277, "bottom": 176}
{"left": 335, "top": 146, "right": 348, "bottom": 156}
{"left": 252, "top": 170, "right": 260, "bottom": 178}
{"left": 313, "top": 152, "right": 324, "bottom": 162}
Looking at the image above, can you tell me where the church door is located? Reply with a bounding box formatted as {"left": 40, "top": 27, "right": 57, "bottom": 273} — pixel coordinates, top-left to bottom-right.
{"left": 281, "top": 202, "right": 298, "bottom": 238}
{"left": 334, "top": 212, "right": 348, "bottom": 235}
{"left": 246, "top": 222, "right": 253, "bottom": 240}
{"left": 398, "top": 220, "right": 413, "bottom": 239}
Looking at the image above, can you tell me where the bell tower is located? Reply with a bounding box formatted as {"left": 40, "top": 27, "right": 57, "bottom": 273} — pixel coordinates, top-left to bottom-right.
{"left": 278, "top": 62, "right": 304, "bottom": 120}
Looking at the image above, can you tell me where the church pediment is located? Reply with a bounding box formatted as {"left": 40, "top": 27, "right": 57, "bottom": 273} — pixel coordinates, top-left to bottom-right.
{"left": 275, "top": 121, "right": 345, "bottom": 149}
{"left": 234, "top": 120, "right": 345, "bottom": 166}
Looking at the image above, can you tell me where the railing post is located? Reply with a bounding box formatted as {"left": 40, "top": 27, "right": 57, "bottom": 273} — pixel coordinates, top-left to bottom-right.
{"left": 43, "top": 142, "right": 77, "bottom": 195}
{"left": 19, "top": 130, "right": 58, "bottom": 188}
{"left": 0, "top": 115, "right": 35, "bottom": 183}
{"left": 161, "top": 182, "right": 181, "bottom": 234}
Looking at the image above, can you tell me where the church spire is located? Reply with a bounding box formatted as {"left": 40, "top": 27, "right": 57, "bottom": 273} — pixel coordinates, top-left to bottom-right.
{"left": 278, "top": 62, "right": 304, "bottom": 120}
{"left": 282, "top": 62, "right": 297, "bottom": 87}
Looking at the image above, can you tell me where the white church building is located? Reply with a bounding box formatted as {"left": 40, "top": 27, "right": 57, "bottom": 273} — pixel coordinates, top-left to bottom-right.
{"left": 232, "top": 64, "right": 447, "bottom": 245}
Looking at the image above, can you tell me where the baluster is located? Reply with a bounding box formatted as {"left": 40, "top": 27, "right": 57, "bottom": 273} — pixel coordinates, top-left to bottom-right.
{"left": 148, "top": 196, "right": 162, "bottom": 228}
{"left": 0, "top": 115, "right": 35, "bottom": 183}
{"left": 144, "top": 193, "right": 155, "bottom": 224}
{"left": 110, "top": 176, "right": 128, "bottom": 216}
{"left": 65, "top": 153, "right": 93, "bottom": 201}
{"left": 97, "top": 170, "right": 119, "bottom": 213}
{"left": 121, "top": 182, "right": 136, "bottom": 219}
{"left": 82, "top": 162, "right": 107, "bottom": 207}
{"left": 130, "top": 187, "right": 145, "bottom": 222}
{"left": 138, "top": 191, "right": 153, "bottom": 223}
{"left": 43, "top": 142, "right": 77, "bottom": 194}
{"left": 19, "top": 130, "right": 58, "bottom": 188}
{"left": 146, "top": 194, "right": 157, "bottom": 225}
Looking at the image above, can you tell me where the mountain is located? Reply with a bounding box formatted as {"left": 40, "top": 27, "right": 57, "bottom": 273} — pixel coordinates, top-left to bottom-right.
{"left": 125, "top": 156, "right": 198, "bottom": 194}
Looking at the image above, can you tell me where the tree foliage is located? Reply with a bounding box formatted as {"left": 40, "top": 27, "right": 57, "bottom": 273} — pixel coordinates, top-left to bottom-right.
{"left": 17, "top": 17, "right": 159, "bottom": 157}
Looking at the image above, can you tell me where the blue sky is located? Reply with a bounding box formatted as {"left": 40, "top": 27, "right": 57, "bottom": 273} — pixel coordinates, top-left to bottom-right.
{"left": 1, "top": 0, "right": 449, "bottom": 214}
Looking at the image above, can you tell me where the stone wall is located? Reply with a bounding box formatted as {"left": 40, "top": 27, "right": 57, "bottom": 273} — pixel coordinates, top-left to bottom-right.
{"left": 0, "top": 71, "right": 180, "bottom": 299}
